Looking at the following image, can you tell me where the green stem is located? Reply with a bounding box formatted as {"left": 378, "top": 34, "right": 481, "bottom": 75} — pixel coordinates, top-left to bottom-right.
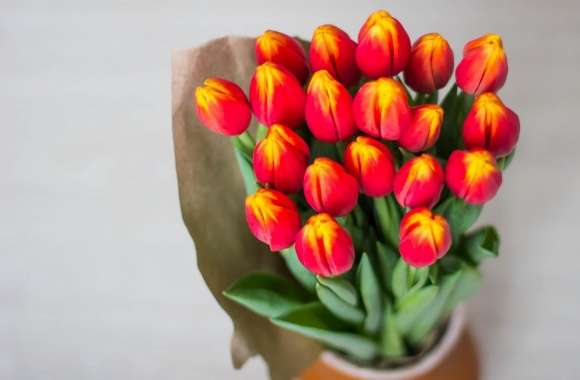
{"left": 373, "top": 196, "right": 400, "bottom": 249}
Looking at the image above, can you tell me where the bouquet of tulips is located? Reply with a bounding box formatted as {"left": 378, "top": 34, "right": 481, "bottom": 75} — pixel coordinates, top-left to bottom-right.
{"left": 193, "top": 9, "right": 519, "bottom": 365}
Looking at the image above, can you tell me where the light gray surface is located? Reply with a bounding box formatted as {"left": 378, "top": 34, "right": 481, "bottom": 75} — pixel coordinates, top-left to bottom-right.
{"left": 1, "top": 0, "right": 579, "bottom": 379}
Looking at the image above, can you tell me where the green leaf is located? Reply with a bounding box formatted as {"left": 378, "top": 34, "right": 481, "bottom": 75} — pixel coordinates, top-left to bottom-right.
{"left": 380, "top": 301, "right": 406, "bottom": 357}
{"left": 373, "top": 195, "right": 401, "bottom": 249}
{"left": 317, "top": 276, "right": 359, "bottom": 306}
{"left": 436, "top": 196, "right": 482, "bottom": 243}
{"left": 436, "top": 84, "right": 459, "bottom": 158}
{"left": 357, "top": 254, "right": 383, "bottom": 335}
{"left": 462, "top": 226, "right": 500, "bottom": 265}
{"left": 443, "top": 265, "right": 482, "bottom": 315}
{"left": 392, "top": 259, "right": 430, "bottom": 299}
{"left": 272, "top": 303, "right": 379, "bottom": 361}
{"left": 310, "top": 139, "right": 340, "bottom": 161}
{"left": 223, "top": 272, "right": 307, "bottom": 318}
{"left": 255, "top": 123, "right": 268, "bottom": 141}
{"left": 232, "top": 145, "right": 258, "bottom": 195}
{"left": 281, "top": 247, "right": 317, "bottom": 293}
{"left": 395, "top": 285, "right": 439, "bottom": 335}
{"left": 316, "top": 284, "right": 365, "bottom": 326}
{"left": 376, "top": 241, "right": 398, "bottom": 291}
{"left": 498, "top": 150, "right": 516, "bottom": 171}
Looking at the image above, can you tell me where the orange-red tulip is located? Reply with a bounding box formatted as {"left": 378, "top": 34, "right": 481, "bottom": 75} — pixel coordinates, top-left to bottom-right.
{"left": 446, "top": 149, "right": 502, "bottom": 205}
{"left": 356, "top": 10, "right": 411, "bottom": 78}
{"left": 305, "top": 70, "right": 357, "bottom": 142}
{"left": 295, "top": 213, "right": 355, "bottom": 276}
{"left": 245, "top": 188, "right": 301, "bottom": 251}
{"left": 463, "top": 93, "right": 520, "bottom": 157}
{"left": 309, "top": 24, "right": 361, "bottom": 87}
{"left": 343, "top": 136, "right": 396, "bottom": 197}
{"left": 303, "top": 158, "right": 359, "bottom": 216}
{"left": 194, "top": 78, "right": 252, "bottom": 136}
{"left": 256, "top": 30, "right": 309, "bottom": 83}
{"left": 394, "top": 154, "right": 444, "bottom": 209}
{"left": 399, "top": 208, "right": 451, "bottom": 268}
{"left": 404, "top": 33, "right": 454, "bottom": 94}
{"left": 253, "top": 124, "right": 310, "bottom": 193}
{"left": 456, "top": 34, "right": 508, "bottom": 95}
{"left": 250, "top": 62, "right": 306, "bottom": 128}
{"left": 352, "top": 78, "right": 411, "bottom": 140}
{"left": 399, "top": 104, "right": 444, "bottom": 152}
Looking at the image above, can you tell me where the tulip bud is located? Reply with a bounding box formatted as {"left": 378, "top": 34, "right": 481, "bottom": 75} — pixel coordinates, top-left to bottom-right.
{"left": 343, "top": 136, "right": 396, "bottom": 197}
{"left": 399, "top": 208, "right": 451, "bottom": 267}
{"left": 463, "top": 92, "right": 520, "bottom": 157}
{"left": 295, "top": 213, "right": 355, "bottom": 276}
{"left": 309, "top": 24, "right": 361, "bottom": 87}
{"left": 194, "top": 78, "right": 252, "bottom": 136}
{"left": 253, "top": 124, "right": 310, "bottom": 193}
{"left": 305, "top": 70, "right": 357, "bottom": 142}
{"left": 456, "top": 34, "right": 508, "bottom": 95}
{"left": 352, "top": 78, "right": 411, "bottom": 140}
{"left": 446, "top": 149, "right": 502, "bottom": 205}
{"left": 256, "top": 30, "right": 309, "bottom": 83}
{"left": 404, "top": 33, "right": 454, "bottom": 94}
{"left": 356, "top": 10, "right": 411, "bottom": 78}
{"left": 399, "top": 104, "right": 444, "bottom": 152}
{"left": 245, "top": 188, "right": 301, "bottom": 251}
{"left": 394, "top": 154, "right": 444, "bottom": 209}
{"left": 249, "top": 62, "right": 306, "bottom": 128}
{"left": 303, "top": 158, "right": 359, "bottom": 216}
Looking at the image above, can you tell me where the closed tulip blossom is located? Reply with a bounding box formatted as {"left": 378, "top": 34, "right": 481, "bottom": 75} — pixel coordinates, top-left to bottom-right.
{"left": 253, "top": 124, "right": 310, "bottom": 193}
{"left": 399, "top": 208, "right": 451, "bottom": 268}
{"left": 404, "top": 33, "right": 454, "bottom": 94}
{"left": 463, "top": 92, "right": 520, "bottom": 157}
{"left": 356, "top": 10, "right": 411, "bottom": 78}
{"left": 305, "top": 70, "right": 357, "bottom": 142}
{"left": 303, "top": 158, "right": 359, "bottom": 216}
{"left": 399, "top": 104, "right": 444, "bottom": 152}
{"left": 352, "top": 78, "right": 411, "bottom": 140}
{"left": 295, "top": 213, "right": 355, "bottom": 276}
{"left": 309, "top": 24, "right": 361, "bottom": 87}
{"left": 194, "top": 78, "right": 252, "bottom": 136}
{"left": 245, "top": 189, "right": 302, "bottom": 251}
{"left": 446, "top": 149, "right": 502, "bottom": 205}
{"left": 249, "top": 62, "right": 306, "bottom": 128}
{"left": 343, "top": 136, "right": 396, "bottom": 197}
{"left": 394, "top": 154, "right": 444, "bottom": 209}
{"left": 456, "top": 34, "right": 508, "bottom": 95}
{"left": 255, "top": 30, "right": 309, "bottom": 83}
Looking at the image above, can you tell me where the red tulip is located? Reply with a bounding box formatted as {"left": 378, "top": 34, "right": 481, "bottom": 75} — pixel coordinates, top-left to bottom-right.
{"left": 399, "top": 104, "right": 444, "bottom": 152}
{"left": 446, "top": 149, "right": 502, "bottom": 205}
{"left": 399, "top": 208, "right": 451, "bottom": 268}
{"left": 394, "top": 154, "right": 444, "bottom": 209}
{"left": 356, "top": 10, "right": 411, "bottom": 78}
{"left": 404, "top": 33, "right": 454, "bottom": 94}
{"left": 256, "top": 30, "right": 309, "bottom": 83}
{"left": 245, "top": 188, "right": 301, "bottom": 251}
{"left": 194, "top": 78, "right": 252, "bottom": 136}
{"left": 463, "top": 92, "right": 520, "bottom": 157}
{"left": 305, "top": 70, "right": 357, "bottom": 142}
{"left": 456, "top": 34, "right": 508, "bottom": 95}
{"left": 343, "top": 136, "right": 396, "bottom": 197}
{"left": 295, "top": 213, "right": 355, "bottom": 276}
{"left": 352, "top": 78, "right": 411, "bottom": 140}
{"left": 309, "top": 24, "right": 361, "bottom": 87}
{"left": 249, "top": 62, "right": 306, "bottom": 128}
{"left": 303, "top": 158, "right": 359, "bottom": 216}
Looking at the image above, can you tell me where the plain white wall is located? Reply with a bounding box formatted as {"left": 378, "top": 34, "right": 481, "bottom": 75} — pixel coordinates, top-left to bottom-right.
{"left": 1, "top": 0, "right": 580, "bottom": 379}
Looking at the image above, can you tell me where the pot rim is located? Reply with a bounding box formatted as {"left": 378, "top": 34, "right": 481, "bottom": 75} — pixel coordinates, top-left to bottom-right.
{"left": 320, "top": 305, "right": 466, "bottom": 379}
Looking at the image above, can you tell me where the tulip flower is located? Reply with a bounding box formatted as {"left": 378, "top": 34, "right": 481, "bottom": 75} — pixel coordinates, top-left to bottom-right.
{"left": 352, "top": 78, "right": 411, "bottom": 140}
{"left": 295, "top": 213, "right": 355, "bottom": 276}
{"left": 394, "top": 154, "right": 444, "bottom": 209}
{"left": 305, "top": 70, "right": 357, "bottom": 142}
{"left": 249, "top": 62, "right": 306, "bottom": 128}
{"left": 446, "top": 149, "right": 502, "bottom": 205}
{"left": 255, "top": 30, "right": 309, "bottom": 83}
{"left": 456, "top": 34, "right": 508, "bottom": 95}
{"left": 303, "top": 158, "right": 359, "bottom": 216}
{"left": 343, "top": 136, "right": 396, "bottom": 197}
{"left": 356, "top": 10, "right": 411, "bottom": 78}
{"left": 194, "top": 78, "right": 252, "bottom": 136}
{"left": 399, "top": 208, "right": 451, "bottom": 267}
{"left": 253, "top": 124, "right": 310, "bottom": 193}
{"left": 404, "top": 33, "right": 454, "bottom": 94}
{"left": 399, "top": 104, "right": 444, "bottom": 152}
{"left": 463, "top": 92, "right": 520, "bottom": 157}
{"left": 245, "top": 188, "right": 301, "bottom": 251}
{"left": 309, "top": 24, "right": 361, "bottom": 87}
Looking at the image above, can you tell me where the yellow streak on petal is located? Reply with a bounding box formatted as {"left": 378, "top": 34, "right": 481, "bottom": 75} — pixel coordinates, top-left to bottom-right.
{"left": 417, "top": 105, "right": 444, "bottom": 143}
{"left": 464, "top": 150, "right": 497, "bottom": 187}
{"left": 404, "top": 210, "right": 446, "bottom": 251}
{"left": 256, "top": 30, "right": 289, "bottom": 58}
{"left": 473, "top": 93, "right": 506, "bottom": 141}
{"left": 195, "top": 79, "right": 235, "bottom": 111}
{"left": 246, "top": 189, "right": 283, "bottom": 226}
{"left": 312, "top": 25, "right": 341, "bottom": 59}
{"left": 308, "top": 70, "right": 341, "bottom": 116}
{"left": 255, "top": 63, "right": 285, "bottom": 111}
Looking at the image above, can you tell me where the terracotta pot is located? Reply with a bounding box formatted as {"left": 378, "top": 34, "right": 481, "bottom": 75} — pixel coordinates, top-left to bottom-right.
{"left": 299, "top": 306, "right": 479, "bottom": 380}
